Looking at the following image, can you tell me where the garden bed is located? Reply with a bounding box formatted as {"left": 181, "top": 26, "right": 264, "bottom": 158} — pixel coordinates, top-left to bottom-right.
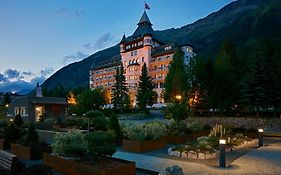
{"left": 168, "top": 139, "right": 258, "bottom": 160}
{"left": 10, "top": 143, "right": 43, "bottom": 160}
{"left": 123, "top": 138, "right": 166, "bottom": 153}
{"left": 165, "top": 131, "right": 210, "bottom": 144}
{"left": 43, "top": 153, "right": 136, "bottom": 175}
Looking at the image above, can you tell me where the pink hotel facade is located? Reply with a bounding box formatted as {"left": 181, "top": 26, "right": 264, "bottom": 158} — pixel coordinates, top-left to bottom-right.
{"left": 89, "top": 11, "right": 196, "bottom": 106}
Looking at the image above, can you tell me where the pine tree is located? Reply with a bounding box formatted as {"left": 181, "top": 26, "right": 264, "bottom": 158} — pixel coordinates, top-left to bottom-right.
{"left": 112, "top": 65, "right": 130, "bottom": 113}
{"left": 3, "top": 92, "right": 11, "bottom": 105}
{"left": 164, "top": 49, "right": 190, "bottom": 102}
{"left": 137, "top": 63, "right": 157, "bottom": 110}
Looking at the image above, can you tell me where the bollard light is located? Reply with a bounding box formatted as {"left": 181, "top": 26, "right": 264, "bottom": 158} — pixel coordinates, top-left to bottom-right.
{"left": 219, "top": 139, "right": 226, "bottom": 168}
{"left": 258, "top": 128, "right": 263, "bottom": 147}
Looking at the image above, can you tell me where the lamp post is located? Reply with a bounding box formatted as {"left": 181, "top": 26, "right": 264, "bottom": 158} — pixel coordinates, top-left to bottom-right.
{"left": 219, "top": 139, "right": 226, "bottom": 168}
{"left": 258, "top": 128, "right": 264, "bottom": 147}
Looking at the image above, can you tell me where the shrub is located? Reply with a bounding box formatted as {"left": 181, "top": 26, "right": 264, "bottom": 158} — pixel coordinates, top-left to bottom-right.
{"left": 123, "top": 122, "right": 166, "bottom": 141}
{"left": 85, "top": 110, "right": 105, "bottom": 118}
{"left": 84, "top": 131, "right": 116, "bottom": 157}
{"left": 78, "top": 118, "right": 89, "bottom": 130}
{"left": 108, "top": 114, "right": 121, "bottom": 137}
{"left": 34, "top": 118, "right": 55, "bottom": 130}
{"left": 102, "top": 108, "right": 114, "bottom": 117}
{"left": 167, "top": 120, "right": 193, "bottom": 136}
{"left": 21, "top": 124, "right": 39, "bottom": 146}
{"left": 90, "top": 116, "right": 108, "bottom": 131}
{"left": 196, "top": 136, "right": 211, "bottom": 151}
{"left": 186, "top": 122, "right": 203, "bottom": 132}
{"left": 3, "top": 124, "right": 24, "bottom": 142}
{"left": 52, "top": 129, "right": 86, "bottom": 157}
{"left": 14, "top": 114, "right": 24, "bottom": 127}
{"left": 165, "top": 102, "right": 189, "bottom": 122}
{"left": 66, "top": 118, "right": 77, "bottom": 126}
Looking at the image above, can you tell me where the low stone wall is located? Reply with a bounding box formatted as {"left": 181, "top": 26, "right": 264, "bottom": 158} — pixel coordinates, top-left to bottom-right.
{"left": 186, "top": 117, "right": 281, "bottom": 129}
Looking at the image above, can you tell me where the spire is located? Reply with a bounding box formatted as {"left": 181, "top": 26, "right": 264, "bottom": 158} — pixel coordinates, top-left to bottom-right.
{"left": 138, "top": 11, "right": 152, "bottom": 25}
{"left": 120, "top": 33, "right": 127, "bottom": 44}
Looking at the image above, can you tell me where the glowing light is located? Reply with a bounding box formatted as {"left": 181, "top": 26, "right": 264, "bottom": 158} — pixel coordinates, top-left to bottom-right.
{"left": 5, "top": 104, "right": 9, "bottom": 108}
{"left": 36, "top": 107, "right": 40, "bottom": 111}
{"left": 10, "top": 119, "right": 13, "bottom": 122}
{"left": 258, "top": 129, "right": 264, "bottom": 133}
{"left": 219, "top": 139, "right": 226, "bottom": 145}
{"left": 175, "top": 95, "right": 182, "bottom": 100}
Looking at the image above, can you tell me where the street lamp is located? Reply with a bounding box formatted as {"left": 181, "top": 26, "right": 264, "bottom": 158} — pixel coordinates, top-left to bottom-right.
{"left": 219, "top": 139, "right": 226, "bottom": 168}
{"left": 258, "top": 128, "right": 264, "bottom": 147}
{"left": 10, "top": 119, "right": 13, "bottom": 122}
{"left": 5, "top": 104, "right": 9, "bottom": 108}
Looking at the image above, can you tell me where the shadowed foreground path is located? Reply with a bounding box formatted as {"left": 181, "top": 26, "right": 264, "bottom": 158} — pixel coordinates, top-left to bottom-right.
{"left": 113, "top": 138, "right": 281, "bottom": 175}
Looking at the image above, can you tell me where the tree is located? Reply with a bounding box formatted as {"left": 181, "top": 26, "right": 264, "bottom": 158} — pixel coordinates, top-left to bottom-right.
{"left": 164, "top": 49, "right": 190, "bottom": 102}
{"left": 137, "top": 63, "right": 157, "bottom": 110}
{"left": 77, "top": 88, "right": 106, "bottom": 114}
{"left": 112, "top": 65, "right": 130, "bottom": 113}
{"left": 3, "top": 92, "right": 11, "bottom": 105}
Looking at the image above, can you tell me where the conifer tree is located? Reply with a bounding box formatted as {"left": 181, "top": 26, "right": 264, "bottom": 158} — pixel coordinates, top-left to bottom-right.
{"left": 137, "top": 63, "right": 156, "bottom": 110}
{"left": 112, "top": 65, "right": 130, "bottom": 113}
{"left": 164, "top": 49, "right": 189, "bottom": 102}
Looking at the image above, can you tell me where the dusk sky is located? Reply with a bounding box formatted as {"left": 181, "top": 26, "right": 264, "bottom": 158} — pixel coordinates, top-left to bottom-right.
{"left": 0, "top": 0, "right": 234, "bottom": 93}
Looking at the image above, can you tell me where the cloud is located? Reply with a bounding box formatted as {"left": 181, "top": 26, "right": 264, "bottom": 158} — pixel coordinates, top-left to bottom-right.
{"left": 55, "top": 8, "right": 84, "bottom": 18}
{"left": 61, "top": 33, "right": 117, "bottom": 65}
{"left": 83, "top": 33, "right": 116, "bottom": 51}
{"left": 0, "top": 67, "right": 54, "bottom": 94}
{"left": 4, "top": 69, "right": 21, "bottom": 79}
{"left": 62, "top": 51, "right": 89, "bottom": 64}
{"left": 40, "top": 67, "right": 54, "bottom": 77}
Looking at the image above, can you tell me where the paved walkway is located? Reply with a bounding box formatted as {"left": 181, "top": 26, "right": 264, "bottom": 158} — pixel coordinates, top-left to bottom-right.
{"left": 113, "top": 138, "right": 281, "bottom": 175}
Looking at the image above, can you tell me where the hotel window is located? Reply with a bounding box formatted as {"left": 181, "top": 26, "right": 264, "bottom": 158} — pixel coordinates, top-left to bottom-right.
{"left": 142, "top": 57, "right": 144, "bottom": 62}
{"left": 129, "top": 60, "right": 131, "bottom": 65}
{"left": 133, "top": 59, "right": 135, "bottom": 64}
{"left": 134, "top": 50, "right": 137, "bottom": 55}
{"left": 134, "top": 75, "right": 137, "bottom": 80}
{"left": 154, "top": 66, "right": 157, "bottom": 70}
{"left": 134, "top": 67, "right": 138, "bottom": 71}
{"left": 137, "top": 58, "right": 140, "bottom": 63}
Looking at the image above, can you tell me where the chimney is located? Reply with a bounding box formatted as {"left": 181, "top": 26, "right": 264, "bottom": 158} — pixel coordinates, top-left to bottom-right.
{"left": 35, "top": 83, "right": 43, "bottom": 97}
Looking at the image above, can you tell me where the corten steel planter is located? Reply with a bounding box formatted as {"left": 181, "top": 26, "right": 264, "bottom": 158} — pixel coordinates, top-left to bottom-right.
{"left": 10, "top": 143, "right": 43, "bottom": 160}
{"left": 123, "top": 138, "right": 166, "bottom": 153}
{"left": 43, "top": 153, "right": 136, "bottom": 175}
{"left": 0, "top": 139, "right": 10, "bottom": 150}
{"left": 165, "top": 131, "right": 210, "bottom": 144}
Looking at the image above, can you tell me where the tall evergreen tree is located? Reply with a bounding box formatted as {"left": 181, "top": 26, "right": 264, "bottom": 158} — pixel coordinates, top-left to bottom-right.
{"left": 164, "top": 49, "right": 190, "bottom": 102}
{"left": 112, "top": 65, "right": 130, "bottom": 113}
{"left": 210, "top": 40, "right": 237, "bottom": 112}
{"left": 3, "top": 92, "right": 11, "bottom": 105}
{"left": 137, "top": 63, "right": 157, "bottom": 110}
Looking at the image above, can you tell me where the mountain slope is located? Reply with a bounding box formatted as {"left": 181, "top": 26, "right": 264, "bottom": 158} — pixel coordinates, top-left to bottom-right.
{"left": 42, "top": 0, "right": 281, "bottom": 90}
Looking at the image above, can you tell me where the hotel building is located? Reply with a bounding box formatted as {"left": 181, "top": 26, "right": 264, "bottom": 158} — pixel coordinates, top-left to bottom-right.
{"left": 89, "top": 11, "right": 196, "bottom": 106}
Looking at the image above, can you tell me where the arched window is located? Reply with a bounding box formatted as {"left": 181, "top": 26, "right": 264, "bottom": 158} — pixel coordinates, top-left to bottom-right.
{"left": 129, "top": 60, "right": 131, "bottom": 65}
{"left": 132, "top": 59, "right": 135, "bottom": 63}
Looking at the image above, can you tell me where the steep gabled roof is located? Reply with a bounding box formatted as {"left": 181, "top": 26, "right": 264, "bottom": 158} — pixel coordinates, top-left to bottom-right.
{"left": 138, "top": 11, "right": 152, "bottom": 25}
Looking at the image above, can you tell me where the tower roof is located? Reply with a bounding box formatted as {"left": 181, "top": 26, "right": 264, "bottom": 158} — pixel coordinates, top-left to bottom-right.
{"left": 120, "top": 33, "right": 127, "bottom": 44}
{"left": 138, "top": 11, "right": 152, "bottom": 25}
{"left": 132, "top": 11, "right": 154, "bottom": 39}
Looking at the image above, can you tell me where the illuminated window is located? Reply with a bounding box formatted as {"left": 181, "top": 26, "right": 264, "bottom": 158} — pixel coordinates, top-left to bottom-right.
{"left": 137, "top": 58, "right": 140, "bottom": 63}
